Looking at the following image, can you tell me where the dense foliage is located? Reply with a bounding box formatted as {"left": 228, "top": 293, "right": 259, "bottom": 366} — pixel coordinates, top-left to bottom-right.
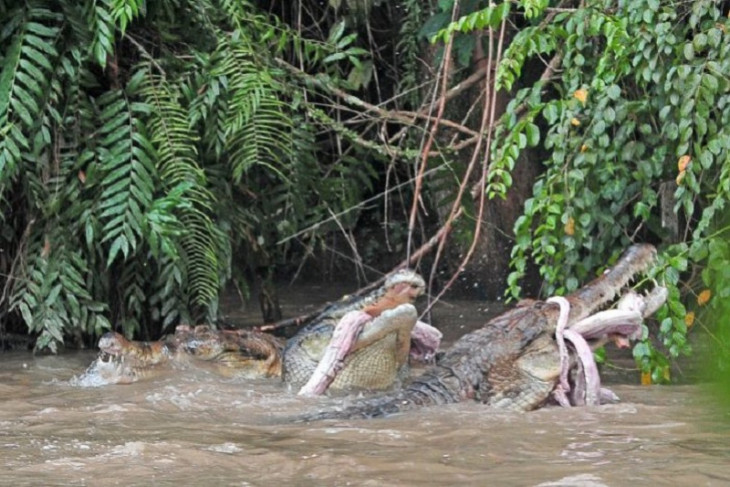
{"left": 0, "top": 0, "right": 379, "bottom": 350}
{"left": 481, "top": 0, "right": 730, "bottom": 381}
{"left": 1, "top": 0, "right": 728, "bottom": 385}
{"left": 406, "top": 0, "right": 730, "bottom": 380}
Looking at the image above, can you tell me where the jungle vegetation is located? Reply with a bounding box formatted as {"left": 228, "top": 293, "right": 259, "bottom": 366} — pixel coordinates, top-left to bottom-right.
{"left": 0, "top": 0, "right": 728, "bottom": 382}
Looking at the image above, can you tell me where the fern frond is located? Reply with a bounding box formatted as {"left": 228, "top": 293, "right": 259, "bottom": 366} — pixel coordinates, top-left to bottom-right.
{"left": 140, "top": 70, "right": 228, "bottom": 310}
{"left": 86, "top": 0, "right": 116, "bottom": 67}
{"left": 218, "top": 0, "right": 256, "bottom": 33}
{"left": 111, "top": 0, "right": 144, "bottom": 34}
{"left": 228, "top": 107, "right": 293, "bottom": 181}
{"left": 210, "top": 37, "right": 294, "bottom": 183}
{"left": 116, "top": 256, "right": 149, "bottom": 337}
{"left": 141, "top": 73, "right": 203, "bottom": 187}
{"left": 10, "top": 232, "right": 108, "bottom": 352}
{"left": 149, "top": 254, "right": 189, "bottom": 330}
{"left": 395, "top": 0, "right": 426, "bottom": 108}
{"left": 179, "top": 210, "right": 228, "bottom": 309}
{"left": 0, "top": 6, "right": 60, "bottom": 184}
{"left": 189, "top": 73, "right": 228, "bottom": 159}
{"left": 94, "top": 89, "right": 157, "bottom": 265}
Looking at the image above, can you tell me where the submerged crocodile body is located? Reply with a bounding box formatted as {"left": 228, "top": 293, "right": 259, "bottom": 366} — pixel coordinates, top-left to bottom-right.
{"left": 78, "top": 270, "right": 440, "bottom": 393}
{"left": 303, "top": 244, "right": 666, "bottom": 419}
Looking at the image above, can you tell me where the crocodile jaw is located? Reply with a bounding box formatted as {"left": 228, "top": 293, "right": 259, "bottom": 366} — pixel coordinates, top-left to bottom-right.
{"left": 561, "top": 244, "right": 657, "bottom": 326}
{"left": 298, "top": 304, "right": 420, "bottom": 395}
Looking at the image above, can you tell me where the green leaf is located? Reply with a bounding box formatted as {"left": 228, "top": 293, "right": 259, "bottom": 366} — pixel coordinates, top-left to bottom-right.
{"left": 327, "top": 20, "right": 346, "bottom": 44}
{"left": 107, "top": 235, "right": 129, "bottom": 266}
{"left": 592, "top": 119, "right": 606, "bottom": 136}
{"left": 683, "top": 43, "right": 694, "bottom": 61}
{"left": 632, "top": 341, "right": 650, "bottom": 359}
{"left": 606, "top": 84, "right": 621, "bottom": 100}
{"left": 603, "top": 107, "right": 616, "bottom": 123}
{"left": 525, "top": 123, "right": 540, "bottom": 146}
{"left": 323, "top": 52, "right": 347, "bottom": 64}
{"left": 0, "top": 32, "right": 22, "bottom": 123}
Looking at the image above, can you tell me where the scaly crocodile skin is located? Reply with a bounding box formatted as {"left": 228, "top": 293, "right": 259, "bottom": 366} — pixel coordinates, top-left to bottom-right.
{"left": 282, "top": 269, "right": 426, "bottom": 389}
{"left": 83, "top": 325, "right": 283, "bottom": 384}
{"left": 79, "top": 269, "right": 429, "bottom": 391}
{"left": 301, "top": 244, "right": 663, "bottom": 419}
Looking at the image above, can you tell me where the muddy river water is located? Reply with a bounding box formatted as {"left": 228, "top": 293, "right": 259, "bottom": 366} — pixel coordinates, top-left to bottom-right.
{"left": 2, "top": 288, "right": 729, "bottom": 486}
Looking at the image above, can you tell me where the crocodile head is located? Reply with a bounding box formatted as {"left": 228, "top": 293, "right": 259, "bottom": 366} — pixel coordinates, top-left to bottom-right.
{"left": 546, "top": 244, "right": 659, "bottom": 328}
{"left": 77, "top": 325, "right": 283, "bottom": 386}
{"left": 288, "top": 303, "right": 421, "bottom": 394}
{"left": 284, "top": 269, "right": 434, "bottom": 393}
{"left": 361, "top": 269, "right": 426, "bottom": 316}
{"left": 74, "top": 332, "right": 161, "bottom": 386}
{"left": 498, "top": 244, "right": 665, "bottom": 409}
{"left": 171, "top": 325, "right": 283, "bottom": 378}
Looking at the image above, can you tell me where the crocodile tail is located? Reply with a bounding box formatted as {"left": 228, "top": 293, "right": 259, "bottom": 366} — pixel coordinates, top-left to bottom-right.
{"left": 299, "top": 369, "right": 462, "bottom": 421}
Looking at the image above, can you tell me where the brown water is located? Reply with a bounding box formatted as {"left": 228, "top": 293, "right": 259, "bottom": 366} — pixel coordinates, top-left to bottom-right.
{"left": 2, "top": 291, "right": 729, "bottom": 486}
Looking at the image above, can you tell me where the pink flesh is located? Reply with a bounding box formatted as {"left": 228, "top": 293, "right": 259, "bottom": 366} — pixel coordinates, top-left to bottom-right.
{"left": 563, "top": 329, "right": 601, "bottom": 406}
{"left": 547, "top": 296, "right": 572, "bottom": 395}
{"left": 409, "top": 321, "right": 442, "bottom": 362}
{"left": 297, "top": 310, "right": 373, "bottom": 396}
{"left": 611, "top": 335, "right": 631, "bottom": 348}
{"left": 552, "top": 388, "right": 572, "bottom": 407}
{"left": 550, "top": 294, "right": 647, "bottom": 407}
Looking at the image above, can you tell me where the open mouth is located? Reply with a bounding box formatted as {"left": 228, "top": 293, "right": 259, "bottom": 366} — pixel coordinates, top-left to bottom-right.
{"left": 549, "top": 249, "right": 667, "bottom": 408}
{"left": 97, "top": 350, "right": 125, "bottom": 367}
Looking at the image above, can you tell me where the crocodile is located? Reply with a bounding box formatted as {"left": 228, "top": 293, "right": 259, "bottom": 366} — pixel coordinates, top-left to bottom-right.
{"left": 77, "top": 325, "right": 283, "bottom": 386}
{"left": 77, "top": 269, "right": 441, "bottom": 392}
{"left": 282, "top": 269, "right": 431, "bottom": 392}
{"left": 301, "top": 244, "right": 666, "bottom": 420}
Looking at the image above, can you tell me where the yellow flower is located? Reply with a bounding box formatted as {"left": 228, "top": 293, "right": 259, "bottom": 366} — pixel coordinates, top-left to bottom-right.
{"left": 573, "top": 89, "right": 588, "bottom": 106}
{"left": 677, "top": 155, "right": 691, "bottom": 172}
{"left": 685, "top": 311, "right": 695, "bottom": 328}
{"left": 564, "top": 217, "right": 575, "bottom": 236}
{"left": 697, "top": 289, "right": 711, "bottom": 306}
{"left": 571, "top": 117, "right": 581, "bottom": 126}
{"left": 640, "top": 371, "right": 652, "bottom": 385}
{"left": 580, "top": 144, "right": 589, "bottom": 153}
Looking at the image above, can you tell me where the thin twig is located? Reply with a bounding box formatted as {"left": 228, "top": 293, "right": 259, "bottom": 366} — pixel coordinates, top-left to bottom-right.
{"left": 327, "top": 207, "right": 367, "bottom": 283}
{"left": 426, "top": 16, "right": 509, "bottom": 312}
{"left": 407, "top": 0, "right": 458, "bottom": 263}
{"left": 125, "top": 34, "right": 166, "bottom": 75}
{"left": 258, "top": 212, "right": 458, "bottom": 333}
{"left": 276, "top": 164, "right": 445, "bottom": 245}
{"left": 275, "top": 59, "right": 478, "bottom": 138}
